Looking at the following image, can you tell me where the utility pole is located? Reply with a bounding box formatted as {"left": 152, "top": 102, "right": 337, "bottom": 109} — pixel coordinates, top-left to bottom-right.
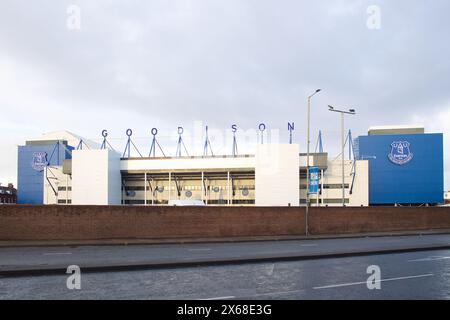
{"left": 306, "top": 89, "right": 322, "bottom": 235}
{"left": 328, "top": 105, "right": 356, "bottom": 206}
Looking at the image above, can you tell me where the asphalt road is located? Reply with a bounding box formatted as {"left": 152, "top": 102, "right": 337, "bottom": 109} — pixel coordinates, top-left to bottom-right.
{"left": 1, "top": 249, "right": 450, "bottom": 299}
{"left": 1, "top": 234, "right": 450, "bottom": 273}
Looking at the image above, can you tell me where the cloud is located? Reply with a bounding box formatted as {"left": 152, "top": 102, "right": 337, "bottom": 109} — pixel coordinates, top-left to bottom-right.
{"left": 411, "top": 104, "right": 450, "bottom": 189}
{"left": 0, "top": 0, "right": 449, "bottom": 189}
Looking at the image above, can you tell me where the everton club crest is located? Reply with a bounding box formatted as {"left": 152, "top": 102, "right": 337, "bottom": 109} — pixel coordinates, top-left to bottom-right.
{"left": 31, "top": 152, "right": 48, "bottom": 171}
{"left": 388, "top": 141, "right": 413, "bottom": 165}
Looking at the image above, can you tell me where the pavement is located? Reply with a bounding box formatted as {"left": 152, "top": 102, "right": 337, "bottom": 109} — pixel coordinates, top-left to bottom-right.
{"left": 1, "top": 248, "right": 450, "bottom": 299}
{"left": 2, "top": 229, "right": 450, "bottom": 247}
{"left": 1, "top": 234, "right": 450, "bottom": 276}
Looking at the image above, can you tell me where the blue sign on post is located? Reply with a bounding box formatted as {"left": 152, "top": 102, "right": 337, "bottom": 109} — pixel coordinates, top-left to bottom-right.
{"left": 308, "top": 167, "right": 319, "bottom": 194}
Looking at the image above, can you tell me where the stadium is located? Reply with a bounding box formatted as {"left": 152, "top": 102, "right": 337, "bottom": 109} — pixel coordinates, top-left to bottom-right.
{"left": 17, "top": 125, "right": 444, "bottom": 207}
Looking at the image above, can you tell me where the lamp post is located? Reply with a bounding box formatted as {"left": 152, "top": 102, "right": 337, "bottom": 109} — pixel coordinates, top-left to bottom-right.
{"left": 305, "top": 89, "right": 322, "bottom": 236}
{"left": 328, "top": 105, "right": 356, "bottom": 206}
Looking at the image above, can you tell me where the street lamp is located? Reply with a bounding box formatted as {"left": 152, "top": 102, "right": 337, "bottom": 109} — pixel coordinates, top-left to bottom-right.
{"left": 306, "top": 89, "right": 322, "bottom": 236}
{"left": 328, "top": 105, "right": 356, "bottom": 206}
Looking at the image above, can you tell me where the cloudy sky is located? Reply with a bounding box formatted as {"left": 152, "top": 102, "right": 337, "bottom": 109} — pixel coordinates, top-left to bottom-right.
{"left": 1, "top": 0, "right": 449, "bottom": 189}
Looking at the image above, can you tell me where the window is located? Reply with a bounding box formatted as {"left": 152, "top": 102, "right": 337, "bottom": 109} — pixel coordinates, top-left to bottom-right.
{"left": 123, "top": 200, "right": 145, "bottom": 205}
{"left": 124, "top": 186, "right": 146, "bottom": 191}
{"left": 323, "top": 184, "right": 350, "bottom": 189}
{"left": 323, "top": 199, "right": 350, "bottom": 204}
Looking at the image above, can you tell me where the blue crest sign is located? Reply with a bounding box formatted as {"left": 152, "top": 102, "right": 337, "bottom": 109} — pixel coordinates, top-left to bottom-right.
{"left": 388, "top": 141, "right": 413, "bottom": 165}
{"left": 31, "top": 152, "right": 48, "bottom": 171}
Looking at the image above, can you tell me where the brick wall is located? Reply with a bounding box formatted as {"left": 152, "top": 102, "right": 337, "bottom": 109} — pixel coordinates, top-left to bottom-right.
{"left": 0, "top": 205, "right": 305, "bottom": 240}
{"left": 308, "top": 206, "right": 450, "bottom": 235}
{"left": 0, "top": 205, "right": 449, "bottom": 241}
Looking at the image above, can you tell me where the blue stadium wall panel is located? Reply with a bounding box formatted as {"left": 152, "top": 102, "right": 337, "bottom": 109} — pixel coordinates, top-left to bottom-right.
{"left": 17, "top": 143, "right": 71, "bottom": 204}
{"left": 356, "top": 133, "right": 444, "bottom": 205}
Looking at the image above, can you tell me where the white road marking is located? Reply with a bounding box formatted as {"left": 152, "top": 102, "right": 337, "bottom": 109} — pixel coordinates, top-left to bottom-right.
{"left": 43, "top": 252, "right": 72, "bottom": 256}
{"left": 202, "top": 296, "right": 235, "bottom": 300}
{"left": 408, "top": 256, "right": 450, "bottom": 262}
{"left": 301, "top": 244, "right": 318, "bottom": 247}
{"left": 265, "top": 263, "right": 275, "bottom": 276}
{"left": 313, "top": 274, "right": 434, "bottom": 290}
{"left": 244, "top": 290, "right": 304, "bottom": 298}
{"left": 188, "top": 248, "right": 212, "bottom": 252}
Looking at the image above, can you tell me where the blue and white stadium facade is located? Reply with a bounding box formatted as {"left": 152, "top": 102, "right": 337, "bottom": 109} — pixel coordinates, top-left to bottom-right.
{"left": 17, "top": 132, "right": 75, "bottom": 205}
{"left": 355, "top": 126, "right": 444, "bottom": 206}
{"left": 16, "top": 126, "right": 444, "bottom": 207}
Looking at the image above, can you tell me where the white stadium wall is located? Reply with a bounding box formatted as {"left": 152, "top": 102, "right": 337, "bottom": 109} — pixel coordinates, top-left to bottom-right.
{"left": 121, "top": 156, "right": 255, "bottom": 172}
{"left": 312, "top": 159, "right": 369, "bottom": 206}
{"left": 349, "top": 160, "right": 369, "bottom": 206}
{"left": 72, "top": 149, "right": 121, "bottom": 205}
{"left": 255, "top": 144, "right": 300, "bottom": 206}
{"left": 43, "top": 166, "right": 71, "bottom": 205}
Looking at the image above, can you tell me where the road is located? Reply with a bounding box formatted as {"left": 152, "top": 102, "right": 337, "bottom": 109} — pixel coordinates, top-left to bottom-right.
{"left": 1, "top": 235, "right": 450, "bottom": 299}
{"left": 1, "top": 234, "right": 450, "bottom": 274}
{"left": 1, "top": 248, "right": 450, "bottom": 299}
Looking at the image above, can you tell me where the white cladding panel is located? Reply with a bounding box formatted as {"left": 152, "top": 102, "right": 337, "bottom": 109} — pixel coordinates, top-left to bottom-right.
{"left": 349, "top": 160, "right": 369, "bottom": 206}
{"left": 108, "top": 152, "right": 122, "bottom": 204}
{"left": 72, "top": 149, "right": 121, "bottom": 205}
{"left": 255, "top": 144, "right": 300, "bottom": 206}
{"left": 121, "top": 156, "right": 255, "bottom": 172}
{"left": 43, "top": 166, "right": 71, "bottom": 205}
{"left": 310, "top": 159, "right": 369, "bottom": 206}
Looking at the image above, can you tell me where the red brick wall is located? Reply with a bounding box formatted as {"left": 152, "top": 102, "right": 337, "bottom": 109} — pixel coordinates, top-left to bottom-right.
{"left": 0, "top": 205, "right": 449, "bottom": 241}
{"left": 0, "top": 205, "right": 305, "bottom": 240}
{"left": 308, "top": 206, "right": 450, "bottom": 235}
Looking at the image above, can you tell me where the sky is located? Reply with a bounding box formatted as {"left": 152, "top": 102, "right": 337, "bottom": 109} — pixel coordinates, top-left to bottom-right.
{"left": 1, "top": 0, "right": 449, "bottom": 189}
